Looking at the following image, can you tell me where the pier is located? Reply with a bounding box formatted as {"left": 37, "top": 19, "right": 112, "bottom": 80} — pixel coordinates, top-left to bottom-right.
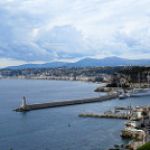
{"left": 14, "top": 94, "right": 118, "bottom": 112}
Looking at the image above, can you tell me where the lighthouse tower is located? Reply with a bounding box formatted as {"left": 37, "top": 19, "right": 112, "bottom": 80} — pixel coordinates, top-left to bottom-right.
{"left": 21, "top": 96, "right": 27, "bottom": 109}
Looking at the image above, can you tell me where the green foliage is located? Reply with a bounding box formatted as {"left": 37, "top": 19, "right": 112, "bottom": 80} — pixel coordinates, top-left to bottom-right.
{"left": 137, "top": 142, "right": 150, "bottom": 150}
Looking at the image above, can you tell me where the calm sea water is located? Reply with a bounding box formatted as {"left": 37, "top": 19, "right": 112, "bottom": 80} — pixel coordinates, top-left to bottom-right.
{"left": 0, "top": 79, "right": 150, "bottom": 150}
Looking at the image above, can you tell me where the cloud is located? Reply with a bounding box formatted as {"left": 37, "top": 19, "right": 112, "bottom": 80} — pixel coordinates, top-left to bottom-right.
{"left": 0, "top": 0, "right": 150, "bottom": 66}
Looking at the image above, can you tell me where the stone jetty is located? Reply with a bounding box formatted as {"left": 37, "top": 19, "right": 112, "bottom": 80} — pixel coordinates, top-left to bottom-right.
{"left": 14, "top": 93, "right": 118, "bottom": 112}
{"left": 79, "top": 112, "right": 129, "bottom": 119}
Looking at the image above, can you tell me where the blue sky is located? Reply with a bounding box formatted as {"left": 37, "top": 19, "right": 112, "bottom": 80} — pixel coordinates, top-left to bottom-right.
{"left": 0, "top": 0, "right": 150, "bottom": 67}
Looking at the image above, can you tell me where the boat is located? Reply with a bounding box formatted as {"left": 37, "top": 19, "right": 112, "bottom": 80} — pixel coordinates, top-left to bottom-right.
{"left": 130, "top": 88, "right": 150, "bottom": 97}
{"left": 119, "top": 93, "right": 127, "bottom": 99}
{"left": 118, "top": 92, "right": 130, "bottom": 100}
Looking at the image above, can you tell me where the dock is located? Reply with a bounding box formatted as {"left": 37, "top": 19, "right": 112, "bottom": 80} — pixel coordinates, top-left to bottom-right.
{"left": 14, "top": 94, "right": 118, "bottom": 112}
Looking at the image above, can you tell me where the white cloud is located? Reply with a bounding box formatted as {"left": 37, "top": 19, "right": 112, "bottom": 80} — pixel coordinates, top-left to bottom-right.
{"left": 0, "top": 57, "right": 46, "bottom": 68}
{"left": 0, "top": 58, "right": 27, "bottom": 68}
{"left": 0, "top": 0, "right": 150, "bottom": 66}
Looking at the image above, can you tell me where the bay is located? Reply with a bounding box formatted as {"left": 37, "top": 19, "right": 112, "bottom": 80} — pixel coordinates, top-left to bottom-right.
{"left": 0, "top": 79, "right": 149, "bottom": 150}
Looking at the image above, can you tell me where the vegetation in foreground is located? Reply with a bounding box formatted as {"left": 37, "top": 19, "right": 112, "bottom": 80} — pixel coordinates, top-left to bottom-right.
{"left": 137, "top": 142, "right": 150, "bottom": 150}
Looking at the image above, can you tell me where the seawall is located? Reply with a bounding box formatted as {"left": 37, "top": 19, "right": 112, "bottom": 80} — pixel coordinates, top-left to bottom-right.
{"left": 14, "top": 94, "right": 118, "bottom": 112}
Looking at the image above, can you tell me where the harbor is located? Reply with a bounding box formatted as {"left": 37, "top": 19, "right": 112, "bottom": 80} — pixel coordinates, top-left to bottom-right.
{"left": 79, "top": 105, "right": 150, "bottom": 150}
{"left": 9, "top": 68, "right": 150, "bottom": 149}
{"left": 14, "top": 72, "right": 150, "bottom": 112}
{"left": 1, "top": 79, "right": 150, "bottom": 150}
{"left": 0, "top": 0, "right": 150, "bottom": 149}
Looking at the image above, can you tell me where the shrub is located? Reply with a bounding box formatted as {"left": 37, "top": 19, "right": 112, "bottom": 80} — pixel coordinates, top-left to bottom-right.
{"left": 137, "top": 142, "right": 150, "bottom": 150}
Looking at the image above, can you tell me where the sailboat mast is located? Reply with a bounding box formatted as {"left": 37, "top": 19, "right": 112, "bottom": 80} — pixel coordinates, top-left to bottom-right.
{"left": 148, "top": 72, "right": 150, "bottom": 88}
{"left": 138, "top": 72, "right": 141, "bottom": 88}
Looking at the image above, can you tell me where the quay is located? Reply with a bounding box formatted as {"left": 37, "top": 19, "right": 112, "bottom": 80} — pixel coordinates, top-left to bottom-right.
{"left": 14, "top": 94, "right": 118, "bottom": 112}
{"left": 79, "top": 113, "right": 129, "bottom": 119}
{"left": 79, "top": 105, "right": 131, "bottom": 119}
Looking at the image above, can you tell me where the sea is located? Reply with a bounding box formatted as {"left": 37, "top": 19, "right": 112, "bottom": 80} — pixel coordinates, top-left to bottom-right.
{"left": 0, "top": 79, "right": 150, "bottom": 150}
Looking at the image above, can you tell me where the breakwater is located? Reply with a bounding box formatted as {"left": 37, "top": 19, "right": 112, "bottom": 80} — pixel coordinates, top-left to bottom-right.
{"left": 79, "top": 113, "right": 129, "bottom": 119}
{"left": 14, "top": 94, "right": 118, "bottom": 112}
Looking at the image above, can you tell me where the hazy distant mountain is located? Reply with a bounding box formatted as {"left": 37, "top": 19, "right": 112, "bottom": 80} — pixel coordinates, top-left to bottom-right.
{"left": 6, "top": 62, "right": 68, "bottom": 70}
{"left": 67, "top": 57, "right": 150, "bottom": 67}
{"left": 5, "top": 57, "right": 150, "bottom": 69}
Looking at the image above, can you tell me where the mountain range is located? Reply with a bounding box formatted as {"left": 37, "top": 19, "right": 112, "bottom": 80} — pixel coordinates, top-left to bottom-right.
{"left": 4, "top": 57, "right": 150, "bottom": 69}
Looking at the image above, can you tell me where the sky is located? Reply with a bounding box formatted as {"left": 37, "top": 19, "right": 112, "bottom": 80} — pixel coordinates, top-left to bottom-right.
{"left": 0, "top": 0, "right": 150, "bottom": 67}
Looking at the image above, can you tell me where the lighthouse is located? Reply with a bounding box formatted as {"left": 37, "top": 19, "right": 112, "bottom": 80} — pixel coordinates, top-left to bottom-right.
{"left": 21, "top": 96, "right": 27, "bottom": 109}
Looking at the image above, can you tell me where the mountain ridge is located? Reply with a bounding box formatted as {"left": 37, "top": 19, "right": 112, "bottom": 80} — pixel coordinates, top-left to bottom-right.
{"left": 4, "top": 57, "right": 150, "bottom": 69}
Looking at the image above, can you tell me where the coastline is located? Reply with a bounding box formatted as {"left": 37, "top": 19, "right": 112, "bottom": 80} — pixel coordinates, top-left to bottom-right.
{"left": 1, "top": 79, "right": 150, "bottom": 150}
{"left": 0, "top": 76, "right": 101, "bottom": 83}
